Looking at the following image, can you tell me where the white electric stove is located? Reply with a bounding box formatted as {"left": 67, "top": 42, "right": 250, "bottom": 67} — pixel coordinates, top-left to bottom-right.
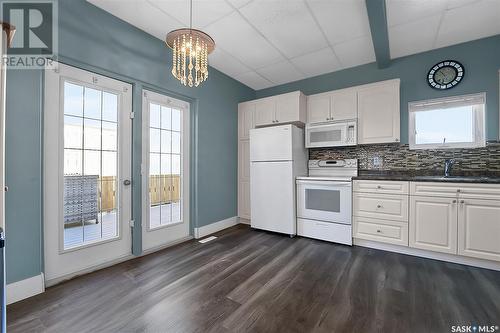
{"left": 296, "top": 159, "right": 358, "bottom": 245}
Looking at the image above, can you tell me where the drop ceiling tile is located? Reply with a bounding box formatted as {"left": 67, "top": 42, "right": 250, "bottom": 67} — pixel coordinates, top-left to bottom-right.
{"left": 226, "top": 0, "right": 253, "bottom": 9}
{"left": 239, "top": 0, "right": 327, "bottom": 58}
{"left": 389, "top": 15, "right": 442, "bottom": 59}
{"left": 306, "top": 0, "right": 371, "bottom": 44}
{"left": 209, "top": 47, "right": 251, "bottom": 77}
{"left": 435, "top": 0, "right": 500, "bottom": 48}
{"left": 89, "top": 0, "right": 180, "bottom": 40}
{"left": 148, "top": 0, "right": 234, "bottom": 29}
{"left": 234, "top": 71, "right": 274, "bottom": 90}
{"left": 204, "top": 11, "right": 284, "bottom": 69}
{"left": 290, "top": 47, "right": 341, "bottom": 78}
{"left": 386, "top": 0, "right": 448, "bottom": 27}
{"left": 256, "top": 60, "right": 304, "bottom": 85}
{"left": 333, "top": 36, "right": 375, "bottom": 68}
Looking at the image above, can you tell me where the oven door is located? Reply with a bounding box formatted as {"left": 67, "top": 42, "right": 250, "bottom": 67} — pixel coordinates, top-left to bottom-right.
{"left": 297, "top": 180, "right": 352, "bottom": 224}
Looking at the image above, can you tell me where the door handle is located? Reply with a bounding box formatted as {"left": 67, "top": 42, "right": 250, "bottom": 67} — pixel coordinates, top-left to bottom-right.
{"left": 123, "top": 179, "right": 131, "bottom": 186}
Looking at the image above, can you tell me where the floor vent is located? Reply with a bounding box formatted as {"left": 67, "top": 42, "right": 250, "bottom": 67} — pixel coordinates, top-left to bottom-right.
{"left": 198, "top": 236, "right": 217, "bottom": 244}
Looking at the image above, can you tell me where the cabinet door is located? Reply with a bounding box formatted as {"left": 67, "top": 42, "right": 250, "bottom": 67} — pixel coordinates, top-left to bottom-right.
{"left": 307, "top": 93, "right": 330, "bottom": 123}
{"left": 331, "top": 89, "right": 357, "bottom": 121}
{"left": 275, "top": 93, "right": 299, "bottom": 124}
{"left": 238, "top": 140, "right": 250, "bottom": 182}
{"left": 357, "top": 80, "right": 400, "bottom": 144}
{"left": 254, "top": 98, "right": 275, "bottom": 127}
{"left": 238, "top": 103, "right": 254, "bottom": 140}
{"left": 458, "top": 199, "right": 500, "bottom": 262}
{"left": 238, "top": 181, "right": 251, "bottom": 219}
{"left": 410, "top": 196, "right": 457, "bottom": 254}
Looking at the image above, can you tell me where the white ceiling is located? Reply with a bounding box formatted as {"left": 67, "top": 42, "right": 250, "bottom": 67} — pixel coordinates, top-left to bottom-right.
{"left": 88, "top": 0, "right": 500, "bottom": 90}
{"left": 387, "top": 0, "right": 500, "bottom": 59}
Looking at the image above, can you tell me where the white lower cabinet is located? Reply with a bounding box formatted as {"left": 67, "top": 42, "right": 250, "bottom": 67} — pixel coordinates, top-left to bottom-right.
{"left": 354, "top": 180, "right": 500, "bottom": 267}
{"left": 409, "top": 196, "right": 458, "bottom": 254}
{"left": 354, "top": 216, "right": 408, "bottom": 246}
{"left": 458, "top": 199, "right": 500, "bottom": 262}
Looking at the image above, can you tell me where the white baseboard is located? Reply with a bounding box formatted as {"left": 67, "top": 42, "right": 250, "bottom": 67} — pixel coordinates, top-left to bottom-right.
{"left": 194, "top": 216, "right": 238, "bottom": 239}
{"left": 7, "top": 273, "right": 45, "bottom": 305}
{"left": 354, "top": 239, "right": 500, "bottom": 271}
{"left": 238, "top": 217, "right": 250, "bottom": 225}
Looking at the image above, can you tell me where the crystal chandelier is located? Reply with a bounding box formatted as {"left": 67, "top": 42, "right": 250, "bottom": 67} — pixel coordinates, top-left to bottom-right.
{"left": 165, "top": 0, "right": 215, "bottom": 87}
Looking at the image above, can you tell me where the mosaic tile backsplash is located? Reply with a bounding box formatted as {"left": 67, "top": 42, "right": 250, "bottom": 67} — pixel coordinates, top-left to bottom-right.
{"left": 309, "top": 143, "right": 500, "bottom": 174}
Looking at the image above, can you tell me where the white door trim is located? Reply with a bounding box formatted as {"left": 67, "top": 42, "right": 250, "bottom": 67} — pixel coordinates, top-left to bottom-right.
{"left": 43, "top": 62, "right": 132, "bottom": 281}
{"left": 141, "top": 89, "right": 190, "bottom": 251}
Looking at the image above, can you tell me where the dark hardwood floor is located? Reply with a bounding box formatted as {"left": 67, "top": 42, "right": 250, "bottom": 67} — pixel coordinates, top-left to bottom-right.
{"left": 8, "top": 224, "right": 500, "bottom": 332}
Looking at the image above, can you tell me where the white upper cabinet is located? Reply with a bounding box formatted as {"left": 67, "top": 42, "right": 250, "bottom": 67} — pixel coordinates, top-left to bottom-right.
{"left": 254, "top": 97, "right": 276, "bottom": 127}
{"left": 238, "top": 102, "right": 255, "bottom": 140}
{"left": 331, "top": 89, "right": 357, "bottom": 121}
{"left": 276, "top": 92, "right": 306, "bottom": 124}
{"left": 307, "top": 88, "right": 357, "bottom": 124}
{"left": 357, "top": 79, "right": 400, "bottom": 144}
{"left": 252, "top": 91, "right": 306, "bottom": 127}
{"left": 307, "top": 92, "right": 330, "bottom": 123}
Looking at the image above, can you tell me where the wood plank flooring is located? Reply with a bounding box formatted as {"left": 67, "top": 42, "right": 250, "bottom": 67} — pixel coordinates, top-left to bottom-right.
{"left": 8, "top": 224, "right": 500, "bottom": 332}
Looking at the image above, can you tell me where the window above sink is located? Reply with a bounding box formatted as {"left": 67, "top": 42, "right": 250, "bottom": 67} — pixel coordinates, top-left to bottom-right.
{"left": 409, "top": 93, "right": 486, "bottom": 150}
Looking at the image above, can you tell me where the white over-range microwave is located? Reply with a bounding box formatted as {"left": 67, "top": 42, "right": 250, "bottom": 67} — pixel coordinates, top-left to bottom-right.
{"left": 305, "top": 121, "right": 357, "bottom": 148}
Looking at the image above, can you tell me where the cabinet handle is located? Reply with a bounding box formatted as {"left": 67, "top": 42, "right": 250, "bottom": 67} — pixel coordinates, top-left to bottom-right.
{"left": 377, "top": 204, "right": 382, "bottom": 208}
{"left": 452, "top": 200, "right": 457, "bottom": 203}
{"left": 460, "top": 200, "right": 465, "bottom": 204}
{"left": 377, "top": 185, "right": 382, "bottom": 189}
{"left": 457, "top": 189, "right": 461, "bottom": 193}
{"left": 395, "top": 138, "right": 399, "bottom": 142}
{"left": 376, "top": 229, "right": 381, "bottom": 233}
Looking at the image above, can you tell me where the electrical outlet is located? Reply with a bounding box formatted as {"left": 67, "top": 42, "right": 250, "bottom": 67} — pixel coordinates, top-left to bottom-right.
{"left": 373, "top": 156, "right": 383, "bottom": 168}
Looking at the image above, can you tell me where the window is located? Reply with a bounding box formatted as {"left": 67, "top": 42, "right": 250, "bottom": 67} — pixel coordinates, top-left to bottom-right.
{"left": 409, "top": 93, "right": 486, "bottom": 149}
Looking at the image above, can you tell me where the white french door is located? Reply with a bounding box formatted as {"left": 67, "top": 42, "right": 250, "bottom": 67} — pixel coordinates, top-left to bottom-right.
{"left": 142, "top": 90, "right": 190, "bottom": 252}
{"left": 44, "top": 62, "right": 132, "bottom": 283}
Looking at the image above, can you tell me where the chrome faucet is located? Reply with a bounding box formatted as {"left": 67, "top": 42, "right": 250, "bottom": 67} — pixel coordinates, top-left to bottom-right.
{"left": 444, "top": 159, "right": 455, "bottom": 177}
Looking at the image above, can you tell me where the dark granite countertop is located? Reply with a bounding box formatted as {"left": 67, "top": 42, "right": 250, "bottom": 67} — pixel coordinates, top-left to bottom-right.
{"left": 353, "top": 170, "right": 500, "bottom": 184}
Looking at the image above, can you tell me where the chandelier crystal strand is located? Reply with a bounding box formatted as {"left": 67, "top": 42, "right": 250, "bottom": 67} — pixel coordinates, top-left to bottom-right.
{"left": 165, "top": 0, "right": 215, "bottom": 87}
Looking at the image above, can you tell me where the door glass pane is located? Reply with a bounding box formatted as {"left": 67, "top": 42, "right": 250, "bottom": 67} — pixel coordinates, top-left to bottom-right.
{"left": 102, "top": 92, "right": 118, "bottom": 122}
{"left": 149, "top": 153, "right": 161, "bottom": 229}
{"left": 171, "top": 108, "right": 181, "bottom": 131}
{"left": 149, "top": 103, "right": 183, "bottom": 229}
{"left": 102, "top": 121, "right": 117, "bottom": 151}
{"left": 161, "top": 130, "right": 171, "bottom": 153}
{"left": 64, "top": 116, "right": 82, "bottom": 149}
{"left": 305, "top": 189, "right": 340, "bottom": 212}
{"left": 150, "top": 128, "right": 161, "bottom": 153}
{"left": 64, "top": 82, "right": 83, "bottom": 117}
{"left": 63, "top": 81, "right": 119, "bottom": 250}
{"left": 84, "top": 119, "right": 101, "bottom": 150}
{"left": 150, "top": 103, "right": 160, "bottom": 128}
{"left": 161, "top": 106, "right": 171, "bottom": 129}
{"left": 84, "top": 87, "right": 102, "bottom": 119}
{"left": 171, "top": 131, "right": 180, "bottom": 154}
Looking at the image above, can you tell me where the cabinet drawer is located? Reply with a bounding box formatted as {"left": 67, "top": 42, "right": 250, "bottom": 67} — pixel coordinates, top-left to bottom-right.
{"left": 353, "top": 192, "right": 408, "bottom": 222}
{"left": 297, "top": 218, "right": 352, "bottom": 245}
{"left": 354, "top": 217, "right": 408, "bottom": 246}
{"left": 411, "top": 182, "right": 500, "bottom": 200}
{"left": 354, "top": 180, "right": 409, "bottom": 195}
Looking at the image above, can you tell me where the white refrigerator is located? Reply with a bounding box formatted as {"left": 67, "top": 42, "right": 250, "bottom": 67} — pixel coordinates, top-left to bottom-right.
{"left": 249, "top": 124, "right": 307, "bottom": 236}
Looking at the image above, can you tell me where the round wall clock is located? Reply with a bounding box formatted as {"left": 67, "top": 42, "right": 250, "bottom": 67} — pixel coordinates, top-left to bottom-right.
{"left": 427, "top": 60, "right": 464, "bottom": 90}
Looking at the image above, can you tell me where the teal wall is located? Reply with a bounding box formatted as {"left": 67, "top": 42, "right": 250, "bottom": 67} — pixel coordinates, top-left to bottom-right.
{"left": 5, "top": 0, "right": 254, "bottom": 284}
{"left": 257, "top": 35, "right": 500, "bottom": 142}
